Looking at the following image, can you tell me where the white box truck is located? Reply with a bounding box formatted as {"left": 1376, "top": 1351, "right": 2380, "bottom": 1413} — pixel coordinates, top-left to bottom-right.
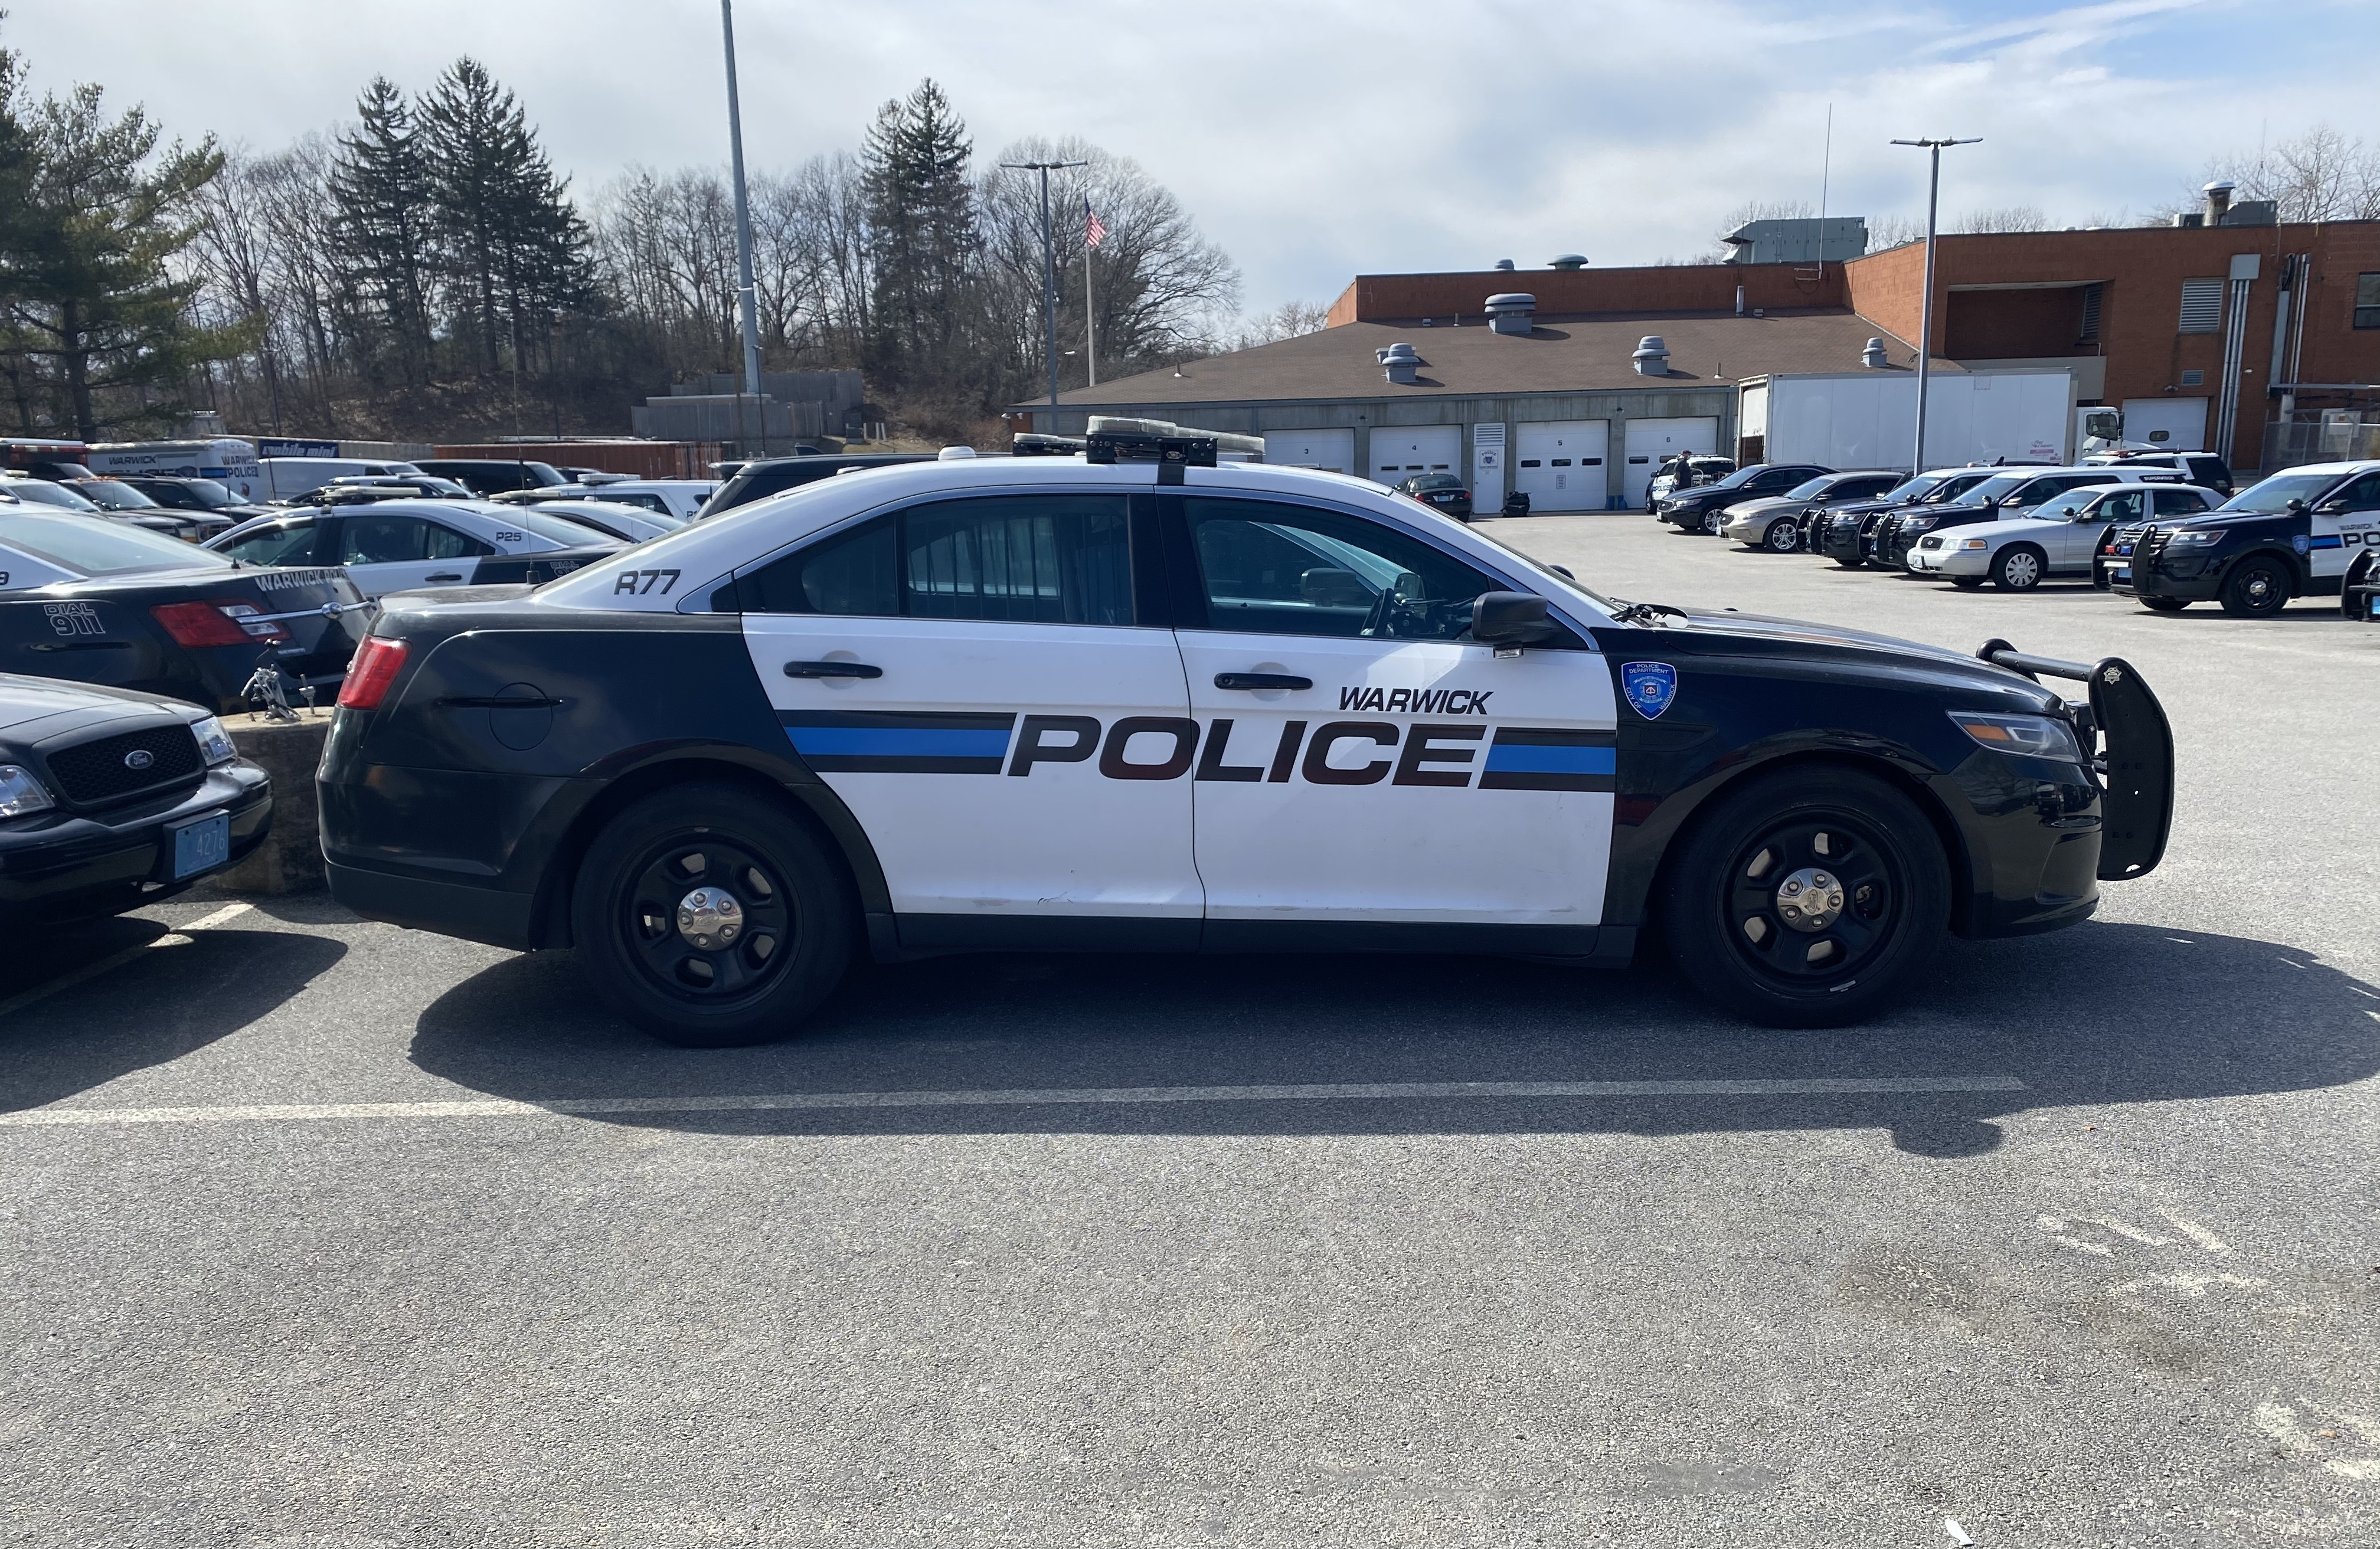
{"left": 1739, "top": 370, "right": 2074, "bottom": 470}
{"left": 84, "top": 438, "right": 266, "bottom": 499}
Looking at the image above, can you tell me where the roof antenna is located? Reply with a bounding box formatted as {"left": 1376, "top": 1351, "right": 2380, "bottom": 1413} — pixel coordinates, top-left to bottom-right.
{"left": 1817, "top": 101, "right": 1833, "bottom": 277}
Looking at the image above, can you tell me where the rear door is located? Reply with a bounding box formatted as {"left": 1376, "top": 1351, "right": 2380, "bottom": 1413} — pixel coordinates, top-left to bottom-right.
{"left": 738, "top": 489, "right": 1201, "bottom": 932}
{"left": 1170, "top": 494, "right": 1616, "bottom": 934}
{"left": 325, "top": 513, "right": 495, "bottom": 596}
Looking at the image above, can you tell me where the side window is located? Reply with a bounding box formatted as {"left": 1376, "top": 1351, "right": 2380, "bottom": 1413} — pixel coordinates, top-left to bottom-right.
{"left": 2332, "top": 473, "right": 2380, "bottom": 511}
{"left": 422, "top": 523, "right": 495, "bottom": 560}
{"left": 220, "top": 521, "right": 316, "bottom": 566}
{"left": 2097, "top": 490, "right": 2144, "bottom": 522}
{"left": 336, "top": 516, "right": 429, "bottom": 565}
{"left": 735, "top": 494, "right": 1132, "bottom": 625}
{"left": 740, "top": 515, "right": 898, "bottom": 615}
{"left": 1184, "top": 497, "right": 1498, "bottom": 641}
{"left": 2151, "top": 489, "right": 2204, "bottom": 516}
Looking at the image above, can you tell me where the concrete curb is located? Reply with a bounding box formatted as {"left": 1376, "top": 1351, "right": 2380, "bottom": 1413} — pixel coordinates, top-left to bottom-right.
{"left": 218, "top": 712, "right": 331, "bottom": 895}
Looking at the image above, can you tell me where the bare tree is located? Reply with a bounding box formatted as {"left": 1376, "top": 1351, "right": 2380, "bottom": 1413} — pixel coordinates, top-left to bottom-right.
{"left": 2179, "top": 124, "right": 2380, "bottom": 222}
{"left": 1951, "top": 206, "right": 2051, "bottom": 234}
{"left": 1227, "top": 299, "right": 1329, "bottom": 350}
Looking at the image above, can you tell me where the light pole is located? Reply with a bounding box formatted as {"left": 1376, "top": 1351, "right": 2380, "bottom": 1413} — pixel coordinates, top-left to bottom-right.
{"left": 1889, "top": 135, "right": 1979, "bottom": 474}
{"left": 1001, "top": 158, "right": 1087, "bottom": 418}
{"left": 720, "top": 1, "right": 766, "bottom": 448}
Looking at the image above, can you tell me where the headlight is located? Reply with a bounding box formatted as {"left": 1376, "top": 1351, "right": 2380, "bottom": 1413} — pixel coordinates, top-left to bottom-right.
{"left": 1949, "top": 712, "right": 2084, "bottom": 763}
{"left": 2163, "top": 529, "right": 2222, "bottom": 547}
{"left": 1901, "top": 517, "right": 1938, "bottom": 533}
{"left": 190, "top": 715, "right": 238, "bottom": 766}
{"left": 0, "top": 764, "right": 55, "bottom": 818}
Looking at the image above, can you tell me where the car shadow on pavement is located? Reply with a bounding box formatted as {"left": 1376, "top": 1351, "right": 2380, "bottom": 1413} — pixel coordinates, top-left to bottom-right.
{"left": 407, "top": 920, "right": 2380, "bottom": 1158}
{"left": 0, "top": 926, "right": 345, "bottom": 1114}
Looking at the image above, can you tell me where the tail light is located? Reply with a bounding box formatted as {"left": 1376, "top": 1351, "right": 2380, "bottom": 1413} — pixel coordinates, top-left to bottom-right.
{"left": 149, "top": 600, "right": 290, "bottom": 646}
{"left": 336, "top": 637, "right": 408, "bottom": 709}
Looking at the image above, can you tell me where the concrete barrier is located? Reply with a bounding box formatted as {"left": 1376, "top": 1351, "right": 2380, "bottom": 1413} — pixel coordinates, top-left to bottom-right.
{"left": 218, "top": 711, "right": 331, "bottom": 895}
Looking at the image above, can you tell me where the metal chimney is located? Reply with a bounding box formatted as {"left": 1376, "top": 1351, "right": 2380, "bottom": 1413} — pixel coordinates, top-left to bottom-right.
{"left": 1862, "top": 337, "right": 1890, "bottom": 368}
{"left": 1735, "top": 285, "right": 1746, "bottom": 316}
{"left": 1493, "top": 258, "right": 1516, "bottom": 271}
{"left": 1548, "top": 254, "right": 1588, "bottom": 270}
{"left": 1484, "top": 293, "right": 1536, "bottom": 336}
{"left": 2202, "top": 180, "right": 2235, "bottom": 225}
{"left": 1632, "top": 335, "right": 1670, "bottom": 375}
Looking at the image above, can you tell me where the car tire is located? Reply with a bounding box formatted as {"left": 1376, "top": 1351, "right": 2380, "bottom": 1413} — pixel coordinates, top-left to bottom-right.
{"left": 1991, "top": 544, "right": 2046, "bottom": 591}
{"left": 1662, "top": 766, "right": 1948, "bottom": 1029}
{"left": 570, "top": 781, "right": 856, "bottom": 1047}
{"left": 1950, "top": 577, "right": 1986, "bottom": 590}
{"left": 2219, "top": 556, "right": 2290, "bottom": 618}
{"left": 1763, "top": 520, "right": 1799, "bottom": 554}
{"left": 2140, "top": 596, "right": 2188, "bottom": 613}
{"left": 1699, "top": 508, "right": 1725, "bottom": 536}
{"left": 1831, "top": 554, "right": 1866, "bottom": 570}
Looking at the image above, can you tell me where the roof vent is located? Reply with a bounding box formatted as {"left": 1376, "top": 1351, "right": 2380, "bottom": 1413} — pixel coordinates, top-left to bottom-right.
{"left": 1632, "top": 335, "right": 1670, "bottom": 376}
{"left": 1548, "top": 254, "right": 1588, "bottom": 270}
{"left": 1862, "top": 337, "right": 1890, "bottom": 369}
{"left": 1493, "top": 258, "right": 1515, "bottom": 271}
{"left": 2202, "top": 179, "right": 2235, "bottom": 225}
{"left": 1484, "top": 293, "right": 1536, "bottom": 336}
{"left": 1382, "top": 341, "right": 1422, "bottom": 384}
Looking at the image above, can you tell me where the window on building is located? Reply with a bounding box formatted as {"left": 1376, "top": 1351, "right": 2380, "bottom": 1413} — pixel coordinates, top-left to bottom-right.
{"left": 2178, "top": 277, "right": 2224, "bottom": 333}
{"left": 2078, "top": 282, "right": 2103, "bottom": 342}
{"left": 2356, "top": 273, "right": 2380, "bottom": 329}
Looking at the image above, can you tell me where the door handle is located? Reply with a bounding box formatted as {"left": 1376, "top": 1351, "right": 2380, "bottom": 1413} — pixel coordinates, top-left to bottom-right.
{"left": 426, "top": 572, "right": 464, "bottom": 582}
{"left": 1214, "top": 672, "right": 1312, "bottom": 691}
{"left": 783, "top": 660, "right": 884, "bottom": 679}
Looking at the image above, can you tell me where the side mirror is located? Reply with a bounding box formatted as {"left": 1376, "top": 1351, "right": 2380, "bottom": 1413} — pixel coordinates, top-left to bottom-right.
{"left": 1472, "top": 591, "right": 1557, "bottom": 646}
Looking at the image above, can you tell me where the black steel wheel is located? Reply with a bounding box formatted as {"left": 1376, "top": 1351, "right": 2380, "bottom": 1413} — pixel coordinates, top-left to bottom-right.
{"left": 2219, "top": 557, "right": 2290, "bottom": 617}
{"left": 571, "top": 781, "right": 855, "bottom": 1047}
{"left": 1663, "top": 767, "right": 1947, "bottom": 1027}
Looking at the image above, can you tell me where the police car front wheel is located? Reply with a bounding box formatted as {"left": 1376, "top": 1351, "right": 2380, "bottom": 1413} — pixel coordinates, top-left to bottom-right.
{"left": 1662, "top": 768, "right": 1948, "bottom": 1028}
{"left": 570, "top": 782, "right": 855, "bottom": 1047}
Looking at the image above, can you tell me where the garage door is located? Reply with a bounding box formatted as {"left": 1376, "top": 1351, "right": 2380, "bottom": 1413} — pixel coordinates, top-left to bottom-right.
{"left": 1369, "top": 426, "right": 1462, "bottom": 487}
{"left": 2119, "top": 398, "right": 2208, "bottom": 451}
{"left": 1513, "top": 421, "right": 1609, "bottom": 512}
{"left": 1622, "top": 416, "right": 1719, "bottom": 507}
{"left": 1263, "top": 429, "right": 1355, "bottom": 474}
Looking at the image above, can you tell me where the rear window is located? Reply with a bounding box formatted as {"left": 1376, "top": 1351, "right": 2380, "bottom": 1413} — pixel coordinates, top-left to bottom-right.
{"left": 1786, "top": 477, "right": 1833, "bottom": 499}
{"left": 0, "top": 513, "right": 235, "bottom": 577}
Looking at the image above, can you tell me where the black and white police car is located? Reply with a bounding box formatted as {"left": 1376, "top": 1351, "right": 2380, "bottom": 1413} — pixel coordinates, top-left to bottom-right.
{"left": 2096, "top": 461, "right": 2380, "bottom": 615}
{"left": 207, "top": 499, "right": 624, "bottom": 600}
{"left": 319, "top": 435, "right": 2177, "bottom": 1046}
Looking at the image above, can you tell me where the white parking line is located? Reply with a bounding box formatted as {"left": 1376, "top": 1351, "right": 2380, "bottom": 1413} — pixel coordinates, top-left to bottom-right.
{"left": 0, "top": 1075, "right": 2026, "bottom": 1128}
{"left": 0, "top": 902, "right": 255, "bottom": 1023}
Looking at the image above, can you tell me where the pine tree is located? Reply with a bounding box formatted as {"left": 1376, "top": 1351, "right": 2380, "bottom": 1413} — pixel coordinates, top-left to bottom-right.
{"left": 326, "top": 77, "right": 436, "bottom": 388}
{"left": 420, "top": 57, "right": 599, "bottom": 383}
{"left": 862, "top": 79, "right": 979, "bottom": 399}
{"left": 1, "top": 81, "right": 243, "bottom": 438}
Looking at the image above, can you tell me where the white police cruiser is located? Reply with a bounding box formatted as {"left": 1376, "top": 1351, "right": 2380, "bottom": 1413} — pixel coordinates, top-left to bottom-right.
{"left": 319, "top": 434, "right": 2176, "bottom": 1046}
{"left": 207, "top": 499, "right": 624, "bottom": 600}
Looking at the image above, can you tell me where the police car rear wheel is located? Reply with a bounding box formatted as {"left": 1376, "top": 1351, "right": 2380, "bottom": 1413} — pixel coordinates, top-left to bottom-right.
{"left": 571, "top": 783, "right": 854, "bottom": 1047}
{"left": 1663, "top": 768, "right": 1947, "bottom": 1028}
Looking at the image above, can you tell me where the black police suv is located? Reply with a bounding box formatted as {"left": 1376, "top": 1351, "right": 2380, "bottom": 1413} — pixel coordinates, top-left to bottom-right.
{"left": 313, "top": 448, "right": 2176, "bottom": 1047}
{"left": 1657, "top": 464, "right": 1834, "bottom": 534}
{"left": 2095, "top": 461, "right": 2380, "bottom": 617}
{"left": 0, "top": 674, "right": 272, "bottom": 925}
{"left": 1817, "top": 470, "right": 1999, "bottom": 568}
{"left": 1, "top": 511, "right": 371, "bottom": 712}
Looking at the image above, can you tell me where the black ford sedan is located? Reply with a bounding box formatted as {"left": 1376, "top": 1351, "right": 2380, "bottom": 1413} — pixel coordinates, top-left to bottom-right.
{"left": 0, "top": 674, "right": 271, "bottom": 925}
{"left": 1393, "top": 471, "right": 1475, "bottom": 521}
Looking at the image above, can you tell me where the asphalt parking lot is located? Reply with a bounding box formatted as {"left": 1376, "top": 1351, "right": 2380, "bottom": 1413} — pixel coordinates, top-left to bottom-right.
{"left": 4, "top": 515, "right": 2376, "bottom": 1547}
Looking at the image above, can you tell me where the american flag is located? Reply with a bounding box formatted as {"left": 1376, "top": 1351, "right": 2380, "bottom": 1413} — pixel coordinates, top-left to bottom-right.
{"left": 1084, "top": 199, "right": 1106, "bottom": 249}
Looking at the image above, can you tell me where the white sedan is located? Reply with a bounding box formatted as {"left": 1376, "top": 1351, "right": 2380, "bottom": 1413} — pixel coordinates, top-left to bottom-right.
{"left": 205, "top": 499, "right": 625, "bottom": 598}
{"left": 1907, "top": 482, "right": 2218, "bottom": 590}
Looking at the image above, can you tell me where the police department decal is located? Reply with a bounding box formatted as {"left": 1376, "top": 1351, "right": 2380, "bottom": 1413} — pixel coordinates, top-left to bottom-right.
{"left": 1621, "top": 661, "right": 1677, "bottom": 719}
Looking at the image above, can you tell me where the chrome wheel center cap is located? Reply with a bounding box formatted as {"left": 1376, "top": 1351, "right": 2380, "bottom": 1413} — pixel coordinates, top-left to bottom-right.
{"left": 1775, "top": 867, "right": 1844, "bottom": 932}
{"left": 676, "top": 886, "right": 744, "bottom": 950}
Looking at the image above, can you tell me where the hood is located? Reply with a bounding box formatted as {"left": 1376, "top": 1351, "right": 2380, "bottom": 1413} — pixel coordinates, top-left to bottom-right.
{"left": 1967, "top": 513, "right": 2071, "bottom": 542}
{"left": 1624, "top": 608, "right": 2063, "bottom": 710}
{"left": 0, "top": 672, "right": 192, "bottom": 740}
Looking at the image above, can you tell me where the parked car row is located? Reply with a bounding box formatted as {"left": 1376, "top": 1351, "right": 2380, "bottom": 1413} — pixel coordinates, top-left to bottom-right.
{"left": 1694, "top": 449, "right": 2380, "bottom": 618}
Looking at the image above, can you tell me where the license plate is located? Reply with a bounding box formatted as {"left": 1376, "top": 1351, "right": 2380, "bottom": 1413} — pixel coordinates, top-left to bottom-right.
{"left": 2112, "top": 566, "right": 2131, "bottom": 582}
{"left": 170, "top": 811, "right": 231, "bottom": 880}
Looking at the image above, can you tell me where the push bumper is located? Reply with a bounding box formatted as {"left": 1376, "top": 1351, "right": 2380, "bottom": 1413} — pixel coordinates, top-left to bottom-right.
{"left": 0, "top": 765, "right": 272, "bottom": 923}
{"left": 1974, "top": 640, "right": 2174, "bottom": 883}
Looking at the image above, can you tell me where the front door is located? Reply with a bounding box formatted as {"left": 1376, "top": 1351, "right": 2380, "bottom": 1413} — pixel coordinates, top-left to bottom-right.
{"left": 737, "top": 490, "right": 1201, "bottom": 927}
{"left": 1169, "top": 495, "right": 1617, "bottom": 932}
{"left": 2314, "top": 470, "right": 2380, "bottom": 585}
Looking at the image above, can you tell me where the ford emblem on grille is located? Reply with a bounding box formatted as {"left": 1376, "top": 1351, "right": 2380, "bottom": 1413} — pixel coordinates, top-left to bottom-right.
{"left": 124, "top": 748, "right": 155, "bottom": 770}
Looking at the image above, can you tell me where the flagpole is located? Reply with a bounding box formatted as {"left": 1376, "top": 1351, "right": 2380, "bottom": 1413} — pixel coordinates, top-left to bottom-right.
{"left": 1084, "top": 234, "right": 1098, "bottom": 389}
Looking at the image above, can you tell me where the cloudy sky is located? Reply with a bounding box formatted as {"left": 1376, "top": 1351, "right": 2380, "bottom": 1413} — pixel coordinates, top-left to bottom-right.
{"left": 12, "top": 0, "right": 2377, "bottom": 314}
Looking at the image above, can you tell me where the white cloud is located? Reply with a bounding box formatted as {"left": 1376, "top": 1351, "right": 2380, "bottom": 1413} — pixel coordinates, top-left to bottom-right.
{"left": 8, "top": 0, "right": 2374, "bottom": 307}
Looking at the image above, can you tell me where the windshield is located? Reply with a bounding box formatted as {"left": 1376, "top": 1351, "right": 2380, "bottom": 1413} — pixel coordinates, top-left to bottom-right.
{"left": 2036, "top": 490, "right": 2101, "bottom": 522}
{"left": 0, "top": 513, "right": 236, "bottom": 577}
{"left": 1785, "top": 477, "right": 1833, "bottom": 500}
{"left": 1915, "top": 472, "right": 1993, "bottom": 504}
{"left": 75, "top": 480, "right": 162, "bottom": 510}
{"left": 173, "top": 478, "right": 239, "bottom": 507}
{"left": 1880, "top": 473, "right": 1948, "bottom": 502}
{"left": 4, "top": 479, "right": 102, "bottom": 512}
{"left": 2221, "top": 470, "right": 2342, "bottom": 513}
{"left": 500, "top": 509, "right": 623, "bottom": 548}
{"left": 1461, "top": 519, "right": 1621, "bottom": 613}
{"left": 1951, "top": 473, "right": 2033, "bottom": 506}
